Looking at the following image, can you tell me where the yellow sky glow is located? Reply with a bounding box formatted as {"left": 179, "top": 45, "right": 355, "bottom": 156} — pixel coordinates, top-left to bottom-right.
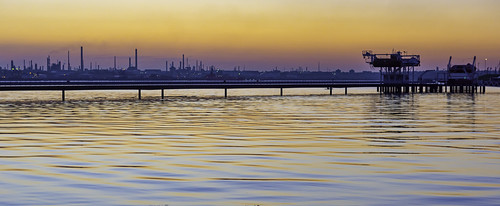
{"left": 1, "top": 0, "right": 499, "bottom": 70}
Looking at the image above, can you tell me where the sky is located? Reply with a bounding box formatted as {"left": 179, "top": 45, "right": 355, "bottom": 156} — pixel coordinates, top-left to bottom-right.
{"left": 0, "top": 0, "right": 499, "bottom": 71}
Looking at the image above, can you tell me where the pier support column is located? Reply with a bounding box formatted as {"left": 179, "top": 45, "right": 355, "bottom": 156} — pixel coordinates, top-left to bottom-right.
{"left": 161, "top": 89, "right": 164, "bottom": 100}
{"left": 483, "top": 86, "right": 486, "bottom": 94}
{"left": 62, "top": 90, "right": 65, "bottom": 102}
{"left": 345, "top": 87, "right": 347, "bottom": 95}
{"left": 280, "top": 88, "right": 283, "bottom": 96}
{"left": 330, "top": 87, "right": 333, "bottom": 95}
{"left": 224, "top": 88, "right": 227, "bottom": 99}
{"left": 138, "top": 89, "right": 141, "bottom": 100}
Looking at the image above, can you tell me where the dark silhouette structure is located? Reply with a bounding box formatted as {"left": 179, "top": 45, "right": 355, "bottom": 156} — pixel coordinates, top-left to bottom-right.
{"left": 447, "top": 56, "right": 481, "bottom": 93}
{"left": 363, "top": 50, "right": 420, "bottom": 93}
{"left": 0, "top": 46, "right": 493, "bottom": 97}
{"left": 68, "top": 51, "right": 71, "bottom": 71}
{"left": 80, "top": 46, "right": 84, "bottom": 71}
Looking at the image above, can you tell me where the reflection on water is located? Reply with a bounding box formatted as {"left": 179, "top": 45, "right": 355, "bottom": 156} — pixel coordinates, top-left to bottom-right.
{"left": 0, "top": 88, "right": 499, "bottom": 205}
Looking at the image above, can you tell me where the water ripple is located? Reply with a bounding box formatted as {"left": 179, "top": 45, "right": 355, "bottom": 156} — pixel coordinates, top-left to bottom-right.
{"left": 0, "top": 88, "right": 499, "bottom": 205}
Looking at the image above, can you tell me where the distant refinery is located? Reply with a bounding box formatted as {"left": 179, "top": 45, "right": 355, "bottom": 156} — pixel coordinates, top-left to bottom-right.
{"left": 11, "top": 46, "right": 211, "bottom": 73}
{"left": 1, "top": 47, "right": 499, "bottom": 83}
{"left": 1, "top": 46, "right": 374, "bottom": 80}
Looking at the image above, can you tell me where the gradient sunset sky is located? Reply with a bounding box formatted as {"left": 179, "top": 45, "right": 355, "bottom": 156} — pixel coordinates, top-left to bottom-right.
{"left": 1, "top": 0, "right": 499, "bottom": 71}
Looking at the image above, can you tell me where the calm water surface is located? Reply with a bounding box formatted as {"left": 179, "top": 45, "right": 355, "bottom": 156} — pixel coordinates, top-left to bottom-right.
{"left": 0, "top": 88, "right": 499, "bottom": 205}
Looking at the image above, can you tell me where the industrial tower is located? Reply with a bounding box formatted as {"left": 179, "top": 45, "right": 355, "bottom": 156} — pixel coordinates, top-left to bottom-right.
{"left": 362, "top": 50, "right": 420, "bottom": 85}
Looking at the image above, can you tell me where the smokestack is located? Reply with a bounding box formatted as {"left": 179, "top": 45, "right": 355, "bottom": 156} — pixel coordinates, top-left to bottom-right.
{"left": 129, "top": 57, "right": 131, "bottom": 68}
{"left": 166, "top": 61, "right": 168, "bottom": 72}
{"left": 182, "top": 54, "right": 185, "bottom": 70}
{"left": 47, "top": 56, "right": 50, "bottom": 71}
{"left": 114, "top": 56, "right": 116, "bottom": 70}
{"left": 135, "top": 48, "right": 138, "bottom": 70}
{"left": 80, "top": 46, "right": 84, "bottom": 71}
{"left": 67, "top": 51, "right": 71, "bottom": 71}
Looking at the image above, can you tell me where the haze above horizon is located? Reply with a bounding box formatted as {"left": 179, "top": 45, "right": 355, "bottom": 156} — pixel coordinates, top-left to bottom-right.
{"left": 1, "top": 0, "right": 499, "bottom": 71}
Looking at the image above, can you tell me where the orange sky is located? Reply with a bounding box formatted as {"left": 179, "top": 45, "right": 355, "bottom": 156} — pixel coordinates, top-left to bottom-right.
{"left": 0, "top": 0, "right": 499, "bottom": 71}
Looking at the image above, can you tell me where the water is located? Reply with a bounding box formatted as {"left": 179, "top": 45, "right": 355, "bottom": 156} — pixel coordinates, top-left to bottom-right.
{"left": 0, "top": 88, "right": 499, "bottom": 205}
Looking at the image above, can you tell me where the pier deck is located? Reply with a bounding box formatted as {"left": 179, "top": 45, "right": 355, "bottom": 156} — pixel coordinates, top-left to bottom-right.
{"left": 0, "top": 80, "right": 489, "bottom": 101}
{"left": 0, "top": 80, "right": 381, "bottom": 91}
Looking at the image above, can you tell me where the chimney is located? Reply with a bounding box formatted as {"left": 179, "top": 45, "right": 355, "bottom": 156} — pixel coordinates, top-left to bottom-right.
{"left": 129, "top": 57, "right": 131, "bottom": 68}
{"left": 80, "top": 46, "right": 84, "bottom": 71}
{"left": 114, "top": 56, "right": 116, "bottom": 70}
{"left": 47, "top": 56, "right": 50, "bottom": 71}
{"left": 135, "top": 48, "right": 138, "bottom": 70}
{"left": 182, "top": 54, "right": 185, "bottom": 70}
{"left": 67, "top": 51, "right": 71, "bottom": 71}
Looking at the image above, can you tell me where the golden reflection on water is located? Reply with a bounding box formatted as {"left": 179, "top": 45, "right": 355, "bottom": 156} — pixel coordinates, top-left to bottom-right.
{"left": 0, "top": 88, "right": 499, "bottom": 205}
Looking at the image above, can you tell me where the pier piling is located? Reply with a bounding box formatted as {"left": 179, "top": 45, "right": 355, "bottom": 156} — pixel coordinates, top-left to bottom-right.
{"left": 62, "top": 90, "right": 65, "bottom": 102}
{"left": 138, "top": 89, "right": 141, "bottom": 100}
{"left": 161, "top": 89, "right": 164, "bottom": 100}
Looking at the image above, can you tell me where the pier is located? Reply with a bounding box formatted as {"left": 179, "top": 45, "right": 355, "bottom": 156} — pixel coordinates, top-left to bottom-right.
{"left": 0, "top": 80, "right": 490, "bottom": 101}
